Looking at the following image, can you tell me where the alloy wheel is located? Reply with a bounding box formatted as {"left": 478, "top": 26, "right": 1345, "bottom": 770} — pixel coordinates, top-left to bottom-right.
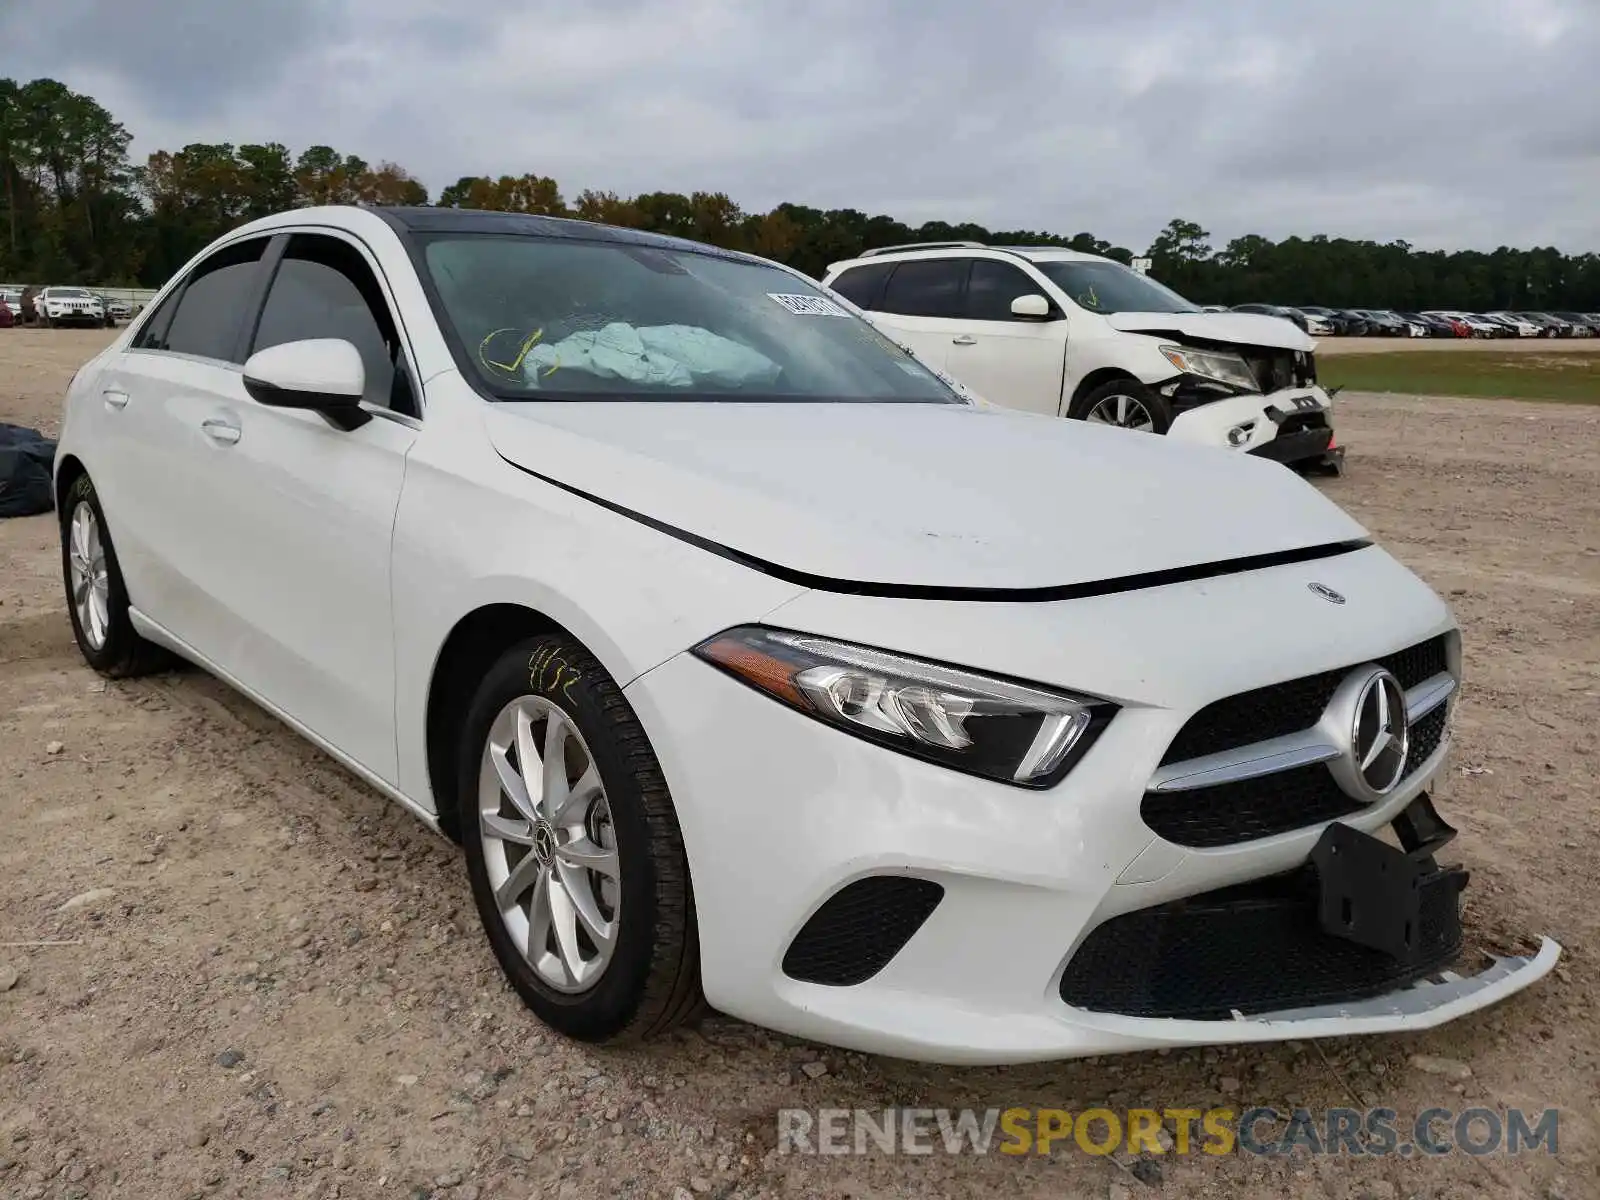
{"left": 1085, "top": 392, "right": 1156, "bottom": 431}
{"left": 67, "top": 502, "right": 110, "bottom": 651}
{"left": 476, "top": 695, "right": 620, "bottom": 993}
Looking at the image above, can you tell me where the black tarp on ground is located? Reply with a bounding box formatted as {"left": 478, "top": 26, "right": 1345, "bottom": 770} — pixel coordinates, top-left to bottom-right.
{"left": 0, "top": 424, "right": 57, "bottom": 517}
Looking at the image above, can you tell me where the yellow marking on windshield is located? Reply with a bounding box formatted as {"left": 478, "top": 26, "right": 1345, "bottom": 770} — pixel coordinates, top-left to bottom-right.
{"left": 478, "top": 327, "right": 544, "bottom": 376}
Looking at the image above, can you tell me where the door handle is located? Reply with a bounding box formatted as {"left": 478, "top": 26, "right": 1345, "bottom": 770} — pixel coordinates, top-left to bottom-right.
{"left": 102, "top": 388, "right": 129, "bottom": 409}
{"left": 951, "top": 334, "right": 977, "bottom": 346}
{"left": 200, "top": 418, "right": 241, "bottom": 445}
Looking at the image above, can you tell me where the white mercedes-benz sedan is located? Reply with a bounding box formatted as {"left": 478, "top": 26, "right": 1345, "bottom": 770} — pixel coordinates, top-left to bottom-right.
{"left": 52, "top": 206, "right": 1558, "bottom": 1064}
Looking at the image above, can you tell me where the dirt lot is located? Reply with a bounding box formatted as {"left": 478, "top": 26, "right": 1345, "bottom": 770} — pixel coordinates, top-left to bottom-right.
{"left": 2, "top": 328, "right": 1596, "bottom": 1200}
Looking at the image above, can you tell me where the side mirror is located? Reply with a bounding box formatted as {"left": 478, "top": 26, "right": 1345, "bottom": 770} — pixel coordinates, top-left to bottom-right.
{"left": 243, "top": 338, "right": 370, "bottom": 431}
{"left": 1010, "top": 293, "right": 1052, "bottom": 319}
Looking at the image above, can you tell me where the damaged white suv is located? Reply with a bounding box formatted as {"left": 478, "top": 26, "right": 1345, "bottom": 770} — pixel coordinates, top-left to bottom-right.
{"left": 56, "top": 206, "right": 1553, "bottom": 1064}
{"left": 825, "top": 243, "right": 1343, "bottom": 471}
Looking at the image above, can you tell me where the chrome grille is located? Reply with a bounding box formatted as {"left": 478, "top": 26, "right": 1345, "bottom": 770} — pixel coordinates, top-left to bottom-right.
{"left": 1143, "top": 635, "right": 1455, "bottom": 848}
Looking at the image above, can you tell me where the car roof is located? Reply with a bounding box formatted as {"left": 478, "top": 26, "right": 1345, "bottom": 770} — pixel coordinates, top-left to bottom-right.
{"left": 219, "top": 205, "right": 767, "bottom": 267}
{"left": 828, "top": 243, "right": 1107, "bottom": 272}
{"left": 996, "top": 246, "right": 1105, "bottom": 263}
{"left": 368, "top": 205, "right": 763, "bottom": 264}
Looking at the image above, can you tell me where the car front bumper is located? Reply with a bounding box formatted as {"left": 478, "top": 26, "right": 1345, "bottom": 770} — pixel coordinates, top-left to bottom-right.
{"left": 43, "top": 308, "right": 105, "bottom": 325}
{"left": 1251, "top": 425, "right": 1334, "bottom": 466}
{"left": 623, "top": 546, "right": 1556, "bottom": 1063}
{"left": 1170, "top": 385, "right": 1337, "bottom": 467}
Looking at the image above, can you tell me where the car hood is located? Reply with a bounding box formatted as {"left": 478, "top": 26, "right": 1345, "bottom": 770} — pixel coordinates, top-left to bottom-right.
{"left": 483, "top": 400, "right": 1367, "bottom": 592}
{"left": 1104, "top": 311, "right": 1314, "bottom": 352}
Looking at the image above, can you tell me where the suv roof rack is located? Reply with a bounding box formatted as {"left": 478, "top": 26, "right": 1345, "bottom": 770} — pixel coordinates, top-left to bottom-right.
{"left": 857, "top": 241, "right": 989, "bottom": 258}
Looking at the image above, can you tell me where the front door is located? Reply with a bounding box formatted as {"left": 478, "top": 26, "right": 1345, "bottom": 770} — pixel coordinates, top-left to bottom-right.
{"left": 176, "top": 230, "right": 421, "bottom": 782}
{"left": 943, "top": 259, "right": 1069, "bottom": 415}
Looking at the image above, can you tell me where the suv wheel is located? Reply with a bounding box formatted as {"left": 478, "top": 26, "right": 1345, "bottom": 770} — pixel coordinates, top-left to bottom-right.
{"left": 459, "top": 633, "right": 703, "bottom": 1042}
{"left": 1070, "top": 379, "right": 1172, "bottom": 434}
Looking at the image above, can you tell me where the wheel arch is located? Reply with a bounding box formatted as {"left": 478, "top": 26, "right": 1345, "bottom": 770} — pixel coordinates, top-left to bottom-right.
{"left": 54, "top": 453, "right": 87, "bottom": 514}
{"left": 1068, "top": 368, "right": 1146, "bottom": 414}
{"left": 425, "top": 602, "right": 573, "bottom": 842}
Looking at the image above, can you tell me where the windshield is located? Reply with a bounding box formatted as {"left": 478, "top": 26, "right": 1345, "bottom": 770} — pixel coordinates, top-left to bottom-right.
{"left": 419, "top": 234, "right": 960, "bottom": 404}
{"left": 51, "top": 288, "right": 92, "bottom": 299}
{"left": 1034, "top": 260, "right": 1199, "bottom": 315}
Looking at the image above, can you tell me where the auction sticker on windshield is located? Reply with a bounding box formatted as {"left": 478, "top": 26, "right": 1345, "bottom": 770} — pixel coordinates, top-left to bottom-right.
{"left": 768, "top": 293, "right": 850, "bottom": 316}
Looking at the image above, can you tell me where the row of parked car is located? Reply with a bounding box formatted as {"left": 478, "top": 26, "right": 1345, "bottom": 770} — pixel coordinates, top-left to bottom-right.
{"left": 1214, "top": 303, "right": 1600, "bottom": 339}
{"left": 0, "top": 286, "right": 136, "bottom": 329}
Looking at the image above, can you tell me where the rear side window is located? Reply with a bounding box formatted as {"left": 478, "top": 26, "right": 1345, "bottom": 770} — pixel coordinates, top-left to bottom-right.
{"left": 132, "top": 287, "right": 183, "bottom": 350}
{"left": 879, "top": 259, "right": 968, "bottom": 318}
{"left": 828, "top": 263, "right": 893, "bottom": 310}
{"left": 965, "top": 260, "right": 1045, "bottom": 321}
{"left": 251, "top": 233, "right": 411, "bottom": 413}
{"left": 155, "top": 239, "right": 270, "bottom": 362}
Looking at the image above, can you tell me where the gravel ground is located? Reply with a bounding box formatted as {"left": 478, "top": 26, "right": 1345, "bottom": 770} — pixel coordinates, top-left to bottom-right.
{"left": 2, "top": 328, "right": 1596, "bottom": 1200}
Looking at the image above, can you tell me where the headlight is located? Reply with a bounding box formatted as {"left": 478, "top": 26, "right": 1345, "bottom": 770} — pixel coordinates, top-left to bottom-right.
{"left": 694, "top": 626, "right": 1115, "bottom": 787}
{"left": 1159, "top": 345, "right": 1259, "bottom": 392}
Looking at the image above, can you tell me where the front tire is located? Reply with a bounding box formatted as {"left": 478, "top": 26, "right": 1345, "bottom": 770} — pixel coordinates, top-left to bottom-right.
{"left": 459, "top": 633, "right": 703, "bottom": 1042}
{"left": 1069, "top": 378, "right": 1173, "bottom": 434}
{"left": 60, "top": 474, "right": 170, "bottom": 677}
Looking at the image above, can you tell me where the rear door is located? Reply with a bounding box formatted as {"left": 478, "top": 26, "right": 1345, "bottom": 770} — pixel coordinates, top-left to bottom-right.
{"left": 90, "top": 236, "right": 275, "bottom": 634}
{"left": 942, "top": 259, "right": 1069, "bottom": 415}
{"left": 859, "top": 257, "right": 969, "bottom": 372}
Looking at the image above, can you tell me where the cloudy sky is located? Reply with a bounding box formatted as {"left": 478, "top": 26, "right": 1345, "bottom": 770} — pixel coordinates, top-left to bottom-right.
{"left": 4, "top": 0, "right": 1597, "bottom": 253}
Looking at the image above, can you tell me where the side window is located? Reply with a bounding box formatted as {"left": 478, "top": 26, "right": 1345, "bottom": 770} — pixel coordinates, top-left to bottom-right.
{"left": 878, "top": 259, "right": 968, "bottom": 318}
{"left": 251, "top": 234, "right": 413, "bottom": 415}
{"left": 965, "top": 260, "right": 1047, "bottom": 321}
{"left": 829, "top": 263, "right": 893, "bottom": 310}
{"left": 158, "top": 239, "right": 270, "bottom": 361}
{"left": 131, "top": 286, "right": 183, "bottom": 350}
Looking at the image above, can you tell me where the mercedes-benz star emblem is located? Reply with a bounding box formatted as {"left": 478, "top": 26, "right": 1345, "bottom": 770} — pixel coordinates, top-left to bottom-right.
{"left": 1325, "top": 666, "right": 1411, "bottom": 801}
{"left": 1352, "top": 670, "right": 1409, "bottom": 794}
{"left": 532, "top": 821, "right": 558, "bottom": 866}
{"left": 1308, "top": 582, "right": 1346, "bottom": 605}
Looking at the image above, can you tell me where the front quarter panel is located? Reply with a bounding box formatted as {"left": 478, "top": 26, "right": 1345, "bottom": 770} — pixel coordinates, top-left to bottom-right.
{"left": 389, "top": 374, "right": 808, "bottom": 813}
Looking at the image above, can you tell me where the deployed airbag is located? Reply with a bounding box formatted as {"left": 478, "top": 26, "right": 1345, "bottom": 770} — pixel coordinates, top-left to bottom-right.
{"left": 524, "top": 323, "right": 781, "bottom": 389}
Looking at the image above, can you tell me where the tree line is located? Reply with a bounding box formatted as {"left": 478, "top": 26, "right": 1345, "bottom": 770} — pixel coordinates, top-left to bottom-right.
{"left": 4, "top": 76, "right": 1598, "bottom": 311}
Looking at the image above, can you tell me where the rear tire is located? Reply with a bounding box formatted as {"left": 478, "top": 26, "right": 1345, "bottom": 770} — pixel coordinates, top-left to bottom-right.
{"left": 1069, "top": 378, "right": 1173, "bottom": 435}
{"left": 458, "top": 633, "right": 703, "bottom": 1043}
{"left": 60, "top": 473, "right": 171, "bottom": 677}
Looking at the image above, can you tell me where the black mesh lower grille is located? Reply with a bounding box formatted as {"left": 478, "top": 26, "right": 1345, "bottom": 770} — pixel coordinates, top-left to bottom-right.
{"left": 1142, "top": 764, "right": 1363, "bottom": 848}
{"left": 1059, "top": 867, "right": 1465, "bottom": 1019}
{"left": 1161, "top": 635, "right": 1449, "bottom": 766}
{"left": 782, "top": 877, "right": 943, "bottom": 986}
